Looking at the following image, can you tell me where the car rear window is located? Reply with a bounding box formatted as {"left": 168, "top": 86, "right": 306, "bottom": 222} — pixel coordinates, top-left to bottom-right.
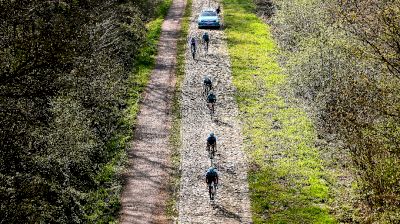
{"left": 201, "top": 11, "right": 217, "bottom": 17}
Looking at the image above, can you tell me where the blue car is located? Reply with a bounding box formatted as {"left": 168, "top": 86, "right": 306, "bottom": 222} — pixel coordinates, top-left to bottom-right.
{"left": 198, "top": 9, "right": 220, "bottom": 29}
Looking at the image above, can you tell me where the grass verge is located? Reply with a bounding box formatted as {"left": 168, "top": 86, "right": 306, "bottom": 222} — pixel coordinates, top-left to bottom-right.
{"left": 84, "top": 1, "right": 173, "bottom": 223}
{"left": 222, "top": 0, "right": 336, "bottom": 223}
{"left": 166, "top": 0, "right": 192, "bottom": 220}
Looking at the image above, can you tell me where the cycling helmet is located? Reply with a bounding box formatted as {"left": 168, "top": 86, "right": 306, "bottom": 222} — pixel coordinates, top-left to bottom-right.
{"left": 210, "top": 132, "right": 214, "bottom": 136}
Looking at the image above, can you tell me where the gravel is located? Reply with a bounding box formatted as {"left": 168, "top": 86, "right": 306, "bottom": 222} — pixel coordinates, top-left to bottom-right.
{"left": 178, "top": 0, "right": 252, "bottom": 223}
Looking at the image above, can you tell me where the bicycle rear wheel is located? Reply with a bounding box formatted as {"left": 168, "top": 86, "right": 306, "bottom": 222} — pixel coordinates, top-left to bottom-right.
{"left": 211, "top": 144, "right": 216, "bottom": 158}
{"left": 203, "top": 84, "right": 210, "bottom": 97}
{"left": 191, "top": 45, "right": 196, "bottom": 59}
{"left": 209, "top": 184, "right": 213, "bottom": 200}
{"left": 207, "top": 103, "right": 214, "bottom": 114}
{"left": 210, "top": 182, "right": 216, "bottom": 200}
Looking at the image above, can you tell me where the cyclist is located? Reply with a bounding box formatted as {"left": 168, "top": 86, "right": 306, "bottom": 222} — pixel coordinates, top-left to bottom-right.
{"left": 207, "top": 91, "right": 216, "bottom": 112}
{"left": 203, "top": 76, "right": 212, "bottom": 95}
{"left": 189, "top": 35, "right": 197, "bottom": 59}
{"left": 202, "top": 32, "right": 210, "bottom": 53}
{"left": 206, "top": 132, "right": 217, "bottom": 153}
{"left": 206, "top": 167, "right": 219, "bottom": 200}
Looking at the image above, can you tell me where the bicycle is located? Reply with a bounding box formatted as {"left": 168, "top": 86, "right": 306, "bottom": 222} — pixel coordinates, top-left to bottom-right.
{"left": 203, "top": 83, "right": 212, "bottom": 98}
{"left": 207, "top": 102, "right": 215, "bottom": 115}
{"left": 209, "top": 181, "right": 217, "bottom": 201}
{"left": 203, "top": 40, "right": 209, "bottom": 55}
{"left": 191, "top": 43, "right": 196, "bottom": 60}
{"left": 202, "top": 32, "right": 210, "bottom": 55}
{"left": 207, "top": 143, "right": 217, "bottom": 159}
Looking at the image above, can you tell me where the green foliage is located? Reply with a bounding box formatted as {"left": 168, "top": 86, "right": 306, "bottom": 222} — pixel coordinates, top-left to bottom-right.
{"left": 166, "top": 0, "right": 192, "bottom": 218}
{"left": 0, "top": 0, "right": 171, "bottom": 223}
{"left": 155, "top": 0, "right": 173, "bottom": 18}
{"left": 269, "top": 0, "right": 400, "bottom": 222}
{"left": 84, "top": 0, "right": 173, "bottom": 222}
{"left": 222, "top": 0, "right": 335, "bottom": 223}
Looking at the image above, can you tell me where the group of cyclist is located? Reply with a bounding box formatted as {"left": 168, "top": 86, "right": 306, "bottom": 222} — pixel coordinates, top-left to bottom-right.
{"left": 197, "top": 35, "right": 219, "bottom": 200}
{"left": 206, "top": 133, "right": 218, "bottom": 200}
{"left": 189, "top": 32, "right": 217, "bottom": 114}
{"left": 204, "top": 76, "right": 216, "bottom": 113}
{"left": 188, "top": 22, "right": 220, "bottom": 201}
{"left": 189, "top": 31, "right": 210, "bottom": 59}
{"left": 204, "top": 75, "right": 218, "bottom": 200}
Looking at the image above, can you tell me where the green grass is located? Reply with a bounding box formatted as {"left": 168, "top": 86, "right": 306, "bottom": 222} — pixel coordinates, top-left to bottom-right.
{"left": 83, "top": 1, "right": 173, "bottom": 223}
{"left": 222, "top": 0, "right": 336, "bottom": 223}
{"left": 166, "top": 0, "right": 192, "bottom": 219}
{"left": 128, "top": 0, "right": 173, "bottom": 120}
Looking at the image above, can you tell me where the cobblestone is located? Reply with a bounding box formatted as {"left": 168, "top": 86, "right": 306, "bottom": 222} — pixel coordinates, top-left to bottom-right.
{"left": 178, "top": 0, "right": 252, "bottom": 223}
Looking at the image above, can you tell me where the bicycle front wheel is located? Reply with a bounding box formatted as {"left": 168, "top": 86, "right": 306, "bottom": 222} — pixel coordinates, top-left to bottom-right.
{"left": 211, "top": 145, "right": 216, "bottom": 158}
{"left": 209, "top": 185, "right": 214, "bottom": 200}
{"left": 191, "top": 46, "right": 195, "bottom": 59}
{"left": 212, "top": 183, "right": 216, "bottom": 200}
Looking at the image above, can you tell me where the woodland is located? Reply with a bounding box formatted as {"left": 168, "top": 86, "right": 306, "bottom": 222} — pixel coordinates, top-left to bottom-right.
{"left": 0, "top": 0, "right": 166, "bottom": 222}
{"left": 255, "top": 0, "right": 400, "bottom": 222}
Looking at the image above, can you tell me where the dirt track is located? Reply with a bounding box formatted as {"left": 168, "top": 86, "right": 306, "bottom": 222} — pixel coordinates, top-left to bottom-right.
{"left": 178, "top": 0, "right": 252, "bottom": 223}
{"left": 119, "top": 0, "right": 185, "bottom": 223}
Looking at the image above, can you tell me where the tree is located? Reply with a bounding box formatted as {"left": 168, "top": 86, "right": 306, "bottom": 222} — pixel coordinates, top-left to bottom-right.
{"left": 269, "top": 0, "right": 400, "bottom": 222}
{"left": 0, "top": 0, "right": 150, "bottom": 222}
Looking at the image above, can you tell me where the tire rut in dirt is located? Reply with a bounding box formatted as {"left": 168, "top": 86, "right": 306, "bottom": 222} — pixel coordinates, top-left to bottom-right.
{"left": 119, "top": 0, "right": 185, "bottom": 223}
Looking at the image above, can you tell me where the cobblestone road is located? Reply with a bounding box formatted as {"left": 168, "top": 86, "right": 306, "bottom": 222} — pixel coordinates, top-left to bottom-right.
{"left": 178, "top": 0, "right": 252, "bottom": 223}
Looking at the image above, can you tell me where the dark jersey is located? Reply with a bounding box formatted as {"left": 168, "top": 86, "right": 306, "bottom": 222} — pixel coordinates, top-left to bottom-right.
{"left": 203, "top": 33, "right": 209, "bottom": 42}
{"left": 207, "top": 136, "right": 216, "bottom": 144}
{"left": 204, "top": 77, "right": 212, "bottom": 85}
{"left": 206, "top": 169, "right": 218, "bottom": 182}
{"left": 207, "top": 94, "right": 216, "bottom": 103}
